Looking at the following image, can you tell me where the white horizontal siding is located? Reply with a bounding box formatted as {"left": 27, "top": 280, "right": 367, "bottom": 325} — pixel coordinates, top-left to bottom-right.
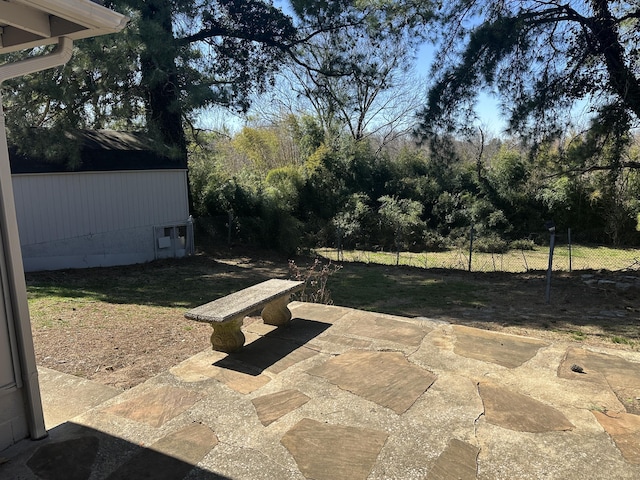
{"left": 12, "top": 170, "right": 189, "bottom": 248}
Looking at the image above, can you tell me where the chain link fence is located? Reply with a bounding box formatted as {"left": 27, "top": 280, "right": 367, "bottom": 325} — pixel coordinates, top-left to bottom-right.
{"left": 322, "top": 228, "right": 640, "bottom": 273}
{"left": 196, "top": 216, "right": 640, "bottom": 273}
{"left": 319, "top": 244, "right": 640, "bottom": 273}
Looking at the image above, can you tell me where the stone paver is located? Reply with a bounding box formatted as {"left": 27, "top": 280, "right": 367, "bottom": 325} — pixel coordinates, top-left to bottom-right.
{"left": 478, "top": 382, "right": 574, "bottom": 433}
{"left": 316, "top": 333, "right": 372, "bottom": 348}
{"left": 105, "top": 423, "right": 218, "bottom": 479}
{"left": 288, "top": 302, "right": 351, "bottom": 323}
{"left": 593, "top": 411, "right": 640, "bottom": 464}
{"left": 344, "top": 313, "right": 431, "bottom": 346}
{"left": 308, "top": 350, "right": 437, "bottom": 414}
{"left": 559, "top": 346, "right": 640, "bottom": 414}
{"left": 281, "top": 418, "right": 388, "bottom": 480}
{"left": 212, "top": 318, "right": 328, "bottom": 375}
{"left": 427, "top": 438, "right": 479, "bottom": 480}
{"left": 221, "top": 340, "right": 318, "bottom": 375}
{"left": 453, "top": 325, "right": 549, "bottom": 368}
{"left": 38, "top": 367, "right": 121, "bottom": 429}
{"left": 170, "top": 350, "right": 271, "bottom": 394}
{"left": 26, "top": 436, "right": 99, "bottom": 480}
{"left": 102, "top": 385, "right": 202, "bottom": 427}
{"left": 252, "top": 390, "right": 310, "bottom": 426}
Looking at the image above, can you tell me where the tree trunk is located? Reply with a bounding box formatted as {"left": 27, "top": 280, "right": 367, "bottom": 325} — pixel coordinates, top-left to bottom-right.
{"left": 590, "top": 0, "right": 640, "bottom": 119}
{"left": 138, "top": 0, "right": 187, "bottom": 162}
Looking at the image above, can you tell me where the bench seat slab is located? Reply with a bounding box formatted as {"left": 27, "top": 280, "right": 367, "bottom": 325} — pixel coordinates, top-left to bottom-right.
{"left": 185, "top": 279, "right": 304, "bottom": 323}
{"left": 185, "top": 279, "right": 304, "bottom": 352}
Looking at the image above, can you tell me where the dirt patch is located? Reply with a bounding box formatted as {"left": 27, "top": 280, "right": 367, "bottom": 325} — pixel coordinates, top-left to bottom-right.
{"left": 28, "top": 246, "right": 640, "bottom": 390}
{"left": 34, "top": 304, "right": 213, "bottom": 389}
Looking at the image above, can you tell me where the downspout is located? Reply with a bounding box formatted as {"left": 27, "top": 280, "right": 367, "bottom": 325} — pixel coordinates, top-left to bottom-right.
{"left": 0, "top": 36, "right": 74, "bottom": 440}
{"left": 0, "top": 37, "right": 74, "bottom": 82}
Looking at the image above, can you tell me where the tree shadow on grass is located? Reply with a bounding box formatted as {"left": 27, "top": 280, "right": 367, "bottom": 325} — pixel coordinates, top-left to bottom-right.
{"left": 25, "top": 251, "right": 289, "bottom": 308}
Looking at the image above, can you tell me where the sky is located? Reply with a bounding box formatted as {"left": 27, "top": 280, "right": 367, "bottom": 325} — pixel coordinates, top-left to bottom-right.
{"left": 413, "top": 42, "right": 507, "bottom": 136}
{"left": 197, "top": 1, "right": 508, "bottom": 136}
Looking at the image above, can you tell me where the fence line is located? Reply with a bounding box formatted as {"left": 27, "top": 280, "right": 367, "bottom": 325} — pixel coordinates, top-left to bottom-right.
{"left": 318, "top": 228, "right": 640, "bottom": 273}
{"left": 317, "top": 244, "right": 640, "bottom": 273}
{"left": 323, "top": 226, "right": 640, "bottom": 273}
{"left": 196, "top": 216, "right": 640, "bottom": 273}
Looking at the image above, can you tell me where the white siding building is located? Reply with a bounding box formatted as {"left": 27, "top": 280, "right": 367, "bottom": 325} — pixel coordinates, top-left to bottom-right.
{"left": 10, "top": 130, "right": 191, "bottom": 272}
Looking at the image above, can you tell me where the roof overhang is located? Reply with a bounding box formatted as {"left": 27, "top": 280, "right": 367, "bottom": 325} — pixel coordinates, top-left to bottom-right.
{"left": 0, "top": 0, "right": 128, "bottom": 54}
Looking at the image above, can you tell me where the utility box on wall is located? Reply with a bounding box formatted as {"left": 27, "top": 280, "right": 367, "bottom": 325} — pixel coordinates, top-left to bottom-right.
{"left": 155, "top": 223, "right": 190, "bottom": 260}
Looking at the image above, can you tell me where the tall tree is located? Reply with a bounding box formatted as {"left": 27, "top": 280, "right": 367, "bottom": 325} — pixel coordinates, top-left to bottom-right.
{"left": 378, "top": 195, "right": 425, "bottom": 263}
{"left": 280, "top": 0, "right": 432, "bottom": 146}
{"left": 418, "top": 0, "right": 640, "bottom": 146}
{"left": 2, "top": 0, "right": 299, "bottom": 162}
{"left": 3, "top": 0, "right": 434, "bottom": 164}
{"left": 1, "top": 22, "right": 145, "bottom": 164}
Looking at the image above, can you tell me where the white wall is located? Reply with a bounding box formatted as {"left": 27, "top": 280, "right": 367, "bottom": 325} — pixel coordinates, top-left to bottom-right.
{"left": 1, "top": 296, "right": 29, "bottom": 450}
{"left": 0, "top": 390, "right": 29, "bottom": 451}
{"left": 12, "top": 169, "right": 190, "bottom": 271}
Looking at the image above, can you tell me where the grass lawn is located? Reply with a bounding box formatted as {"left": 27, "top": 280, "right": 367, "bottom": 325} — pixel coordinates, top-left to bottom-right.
{"left": 328, "top": 264, "right": 486, "bottom": 317}
{"left": 25, "top": 243, "right": 639, "bottom": 387}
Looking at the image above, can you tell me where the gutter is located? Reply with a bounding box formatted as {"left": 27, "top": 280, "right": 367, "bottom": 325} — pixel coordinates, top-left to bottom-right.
{"left": 0, "top": 35, "right": 75, "bottom": 441}
{"left": 21, "top": 0, "right": 129, "bottom": 31}
{"left": 0, "top": 36, "right": 73, "bottom": 84}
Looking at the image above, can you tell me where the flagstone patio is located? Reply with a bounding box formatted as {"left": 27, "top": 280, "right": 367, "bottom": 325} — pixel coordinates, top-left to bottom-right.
{"left": 1, "top": 301, "right": 639, "bottom": 479}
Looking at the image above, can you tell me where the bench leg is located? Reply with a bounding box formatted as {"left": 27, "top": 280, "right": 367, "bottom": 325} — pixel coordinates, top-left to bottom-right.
{"left": 210, "top": 317, "right": 245, "bottom": 353}
{"left": 261, "top": 295, "right": 293, "bottom": 326}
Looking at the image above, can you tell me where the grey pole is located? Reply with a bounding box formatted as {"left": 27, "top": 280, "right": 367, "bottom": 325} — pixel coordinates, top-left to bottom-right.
{"left": 468, "top": 223, "right": 474, "bottom": 272}
{"left": 545, "top": 226, "right": 556, "bottom": 304}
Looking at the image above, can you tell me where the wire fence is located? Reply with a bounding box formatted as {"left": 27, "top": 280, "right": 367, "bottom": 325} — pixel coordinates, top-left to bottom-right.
{"left": 316, "top": 245, "right": 640, "bottom": 273}
{"left": 319, "top": 229, "right": 640, "bottom": 273}
{"left": 316, "top": 230, "right": 640, "bottom": 273}
{"left": 197, "top": 216, "right": 640, "bottom": 273}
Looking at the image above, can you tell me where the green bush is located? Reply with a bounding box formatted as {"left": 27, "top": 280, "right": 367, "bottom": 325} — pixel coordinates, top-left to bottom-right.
{"left": 510, "top": 238, "right": 536, "bottom": 250}
{"left": 423, "top": 231, "right": 448, "bottom": 252}
{"left": 473, "top": 234, "right": 509, "bottom": 253}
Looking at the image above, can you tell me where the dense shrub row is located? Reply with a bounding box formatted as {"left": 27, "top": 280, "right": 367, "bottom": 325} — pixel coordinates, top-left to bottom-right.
{"left": 189, "top": 117, "right": 640, "bottom": 254}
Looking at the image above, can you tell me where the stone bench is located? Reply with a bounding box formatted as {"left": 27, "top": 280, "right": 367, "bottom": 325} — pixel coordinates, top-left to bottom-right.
{"left": 185, "top": 279, "right": 305, "bottom": 353}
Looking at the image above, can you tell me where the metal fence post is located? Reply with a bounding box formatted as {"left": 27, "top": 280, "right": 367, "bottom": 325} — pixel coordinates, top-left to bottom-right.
{"left": 468, "top": 223, "right": 474, "bottom": 272}
{"left": 568, "top": 227, "right": 572, "bottom": 272}
{"left": 545, "top": 223, "right": 556, "bottom": 304}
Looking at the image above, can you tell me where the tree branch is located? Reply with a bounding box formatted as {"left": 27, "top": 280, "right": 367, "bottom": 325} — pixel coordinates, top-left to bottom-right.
{"left": 554, "top": 161, "right": 640, "bottom": 177}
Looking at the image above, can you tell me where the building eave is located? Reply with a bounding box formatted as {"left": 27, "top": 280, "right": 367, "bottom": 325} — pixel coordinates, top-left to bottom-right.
{"left": 0, "top": 0, "right": 128, "bottom": 54}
